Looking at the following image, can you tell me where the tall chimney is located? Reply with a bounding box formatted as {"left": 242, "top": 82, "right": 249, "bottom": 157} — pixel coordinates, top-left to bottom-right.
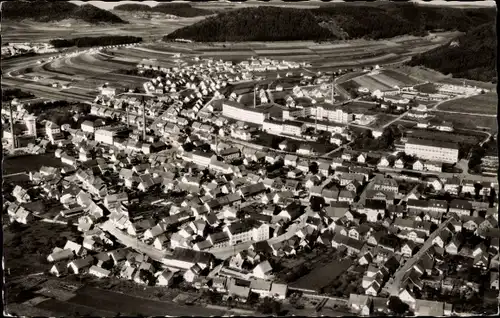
{"left": 253, "top": 85, "right": 256, "bottom": 108}
{"left": 331, "top": 75, "right": 335, "bottom": 104}
{"left": 142, "top": 96, "right": 146, "bottom": 141}
{"left": 9, "top": 101, "right": 16, "bottom": 149}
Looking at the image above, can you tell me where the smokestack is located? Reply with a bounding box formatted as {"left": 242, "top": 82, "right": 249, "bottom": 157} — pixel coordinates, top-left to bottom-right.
{"left": 142, "top": 96, "right": 146, "bottom": 141}
{"left": 9, "top": 101, "right": 15, "bottom": 149}
{"left": 253, "top": 85, "right": 256, "bottom": 108}
{"left": 126, "top": 105, "right": 130, "bottom": 128}
{"left": 331, "top": 75, "right": 335, "bottom": 104}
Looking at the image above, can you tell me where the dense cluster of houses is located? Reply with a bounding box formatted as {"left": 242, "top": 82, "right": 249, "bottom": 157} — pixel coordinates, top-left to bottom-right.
{"left": 3, "top": 55, "right": 498, "bottom": 315}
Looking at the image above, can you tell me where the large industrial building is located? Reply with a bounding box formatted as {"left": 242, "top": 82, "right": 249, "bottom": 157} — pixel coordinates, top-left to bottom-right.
{"left": 404, "top": 138, "right": 459, "bottom": 164}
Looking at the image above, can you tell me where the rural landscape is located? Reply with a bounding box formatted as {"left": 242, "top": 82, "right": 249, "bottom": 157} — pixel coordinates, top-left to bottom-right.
{"left": 2, "top": 0, "right": 498, "bottom": 317}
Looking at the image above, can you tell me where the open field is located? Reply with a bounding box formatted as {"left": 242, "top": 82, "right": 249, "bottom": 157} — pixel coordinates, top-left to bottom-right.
{"left": 430, "top": 112, "right": 498, "bottom": 133}
{"left": 2, "top": 15, "right": 206, "bottom": 43}
{"left": 436, "top": 92, "right": 497, "bottom": 115}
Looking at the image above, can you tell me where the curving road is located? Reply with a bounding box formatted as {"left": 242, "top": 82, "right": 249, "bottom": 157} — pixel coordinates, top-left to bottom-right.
{"left": 99, "top": 221, "right": 170, "bottom": 261}
{"left": 208, "top": 223, "right": 305, "bottom": 260}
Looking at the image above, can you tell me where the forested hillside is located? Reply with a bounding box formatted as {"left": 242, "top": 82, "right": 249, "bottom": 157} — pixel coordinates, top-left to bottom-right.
{"left": 407, "top": 23, "right": 497, "bottom": 83}
{"left": 2, "top": 0, "right": 126, "bottom": 24}
{"left": 114, "top": 2, "right": 213, "bottom": 17}
{"left": 164, "top": 7, "right": 334, "bottom": 42}
{"left": 164, "top": 3, "right": 495, "bottom": 41}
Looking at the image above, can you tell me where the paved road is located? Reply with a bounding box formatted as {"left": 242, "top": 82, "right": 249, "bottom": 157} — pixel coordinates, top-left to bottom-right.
{"left": 99, "top": 221, "right": 169, "bottom": 262}
{"left": 386, "top": 217, "right": 453, "bottom": 296}
{"left": 323, "top": 141, "right": 354, "bottom": 157}
{"left": 209, "top": 223, "right": 304, "bottom": 260}
{"left": 432, "top": 109, "right": 497, "bottom": 117}
{"left": 382, "top": 111, "right": 410, "bottom": 129}
{"left": 430, "top": 95, "right": 463, "bottom": 111}
{"left": 3, "top": 172, "right": 28, "bottom": 178}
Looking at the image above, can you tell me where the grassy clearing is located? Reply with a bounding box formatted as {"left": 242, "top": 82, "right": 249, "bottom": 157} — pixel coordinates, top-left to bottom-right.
{"left": 437, "top": 93, "right": 497, "bottom": 114}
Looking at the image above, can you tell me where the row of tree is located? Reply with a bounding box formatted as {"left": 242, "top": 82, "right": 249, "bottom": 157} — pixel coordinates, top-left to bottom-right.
{"left": 114, "top": 3, "right": 213, "bottom": 17}
{"left": 49, "top": 36, "right": 142, "bottom": 48}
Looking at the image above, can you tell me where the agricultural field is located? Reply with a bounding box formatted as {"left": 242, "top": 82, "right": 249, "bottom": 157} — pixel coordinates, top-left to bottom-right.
{"left": 1, "top": 14, "right": 206, "bottom": 43}
{"left": 437, "top": 92, "right": 497, "bottom": 115}
{"left": 352, "top": 68, "right": 421, "bottom": 91}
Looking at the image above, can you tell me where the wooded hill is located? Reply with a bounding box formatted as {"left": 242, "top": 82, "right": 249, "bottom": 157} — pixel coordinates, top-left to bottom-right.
{"left": 407, "top": 22, "right": 497, "bottom": 83}
{"left": 163, "top": 3, "right": 495, "bottom": 41}
{"left": 2, "top": 0, "right": 126, "bottom": 24}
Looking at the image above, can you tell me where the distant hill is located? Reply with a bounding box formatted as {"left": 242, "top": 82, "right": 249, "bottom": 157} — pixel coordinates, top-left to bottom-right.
{"left": 2, "top": 0, "right": 126, "bottom": 24}
{"left": 114, "top": 3, "right": 213, "bottom": 17}
{"left": 407, "top": 22, "right": 497, "bottom": 83}
{"left": 164, "top": 3, "right": 495, "bottom": 41}
{"left": 164, "top": 6, "right": 333, "bottom": 42}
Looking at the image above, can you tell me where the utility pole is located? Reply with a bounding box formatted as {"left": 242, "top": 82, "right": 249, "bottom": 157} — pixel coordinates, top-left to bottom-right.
{"left": 9, "top": 101, "right": 16, "bottom": 149}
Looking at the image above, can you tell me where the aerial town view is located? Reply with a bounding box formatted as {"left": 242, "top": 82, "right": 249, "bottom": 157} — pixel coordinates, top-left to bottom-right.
{"left": 2, "top": 0, "right": 498, "bottom": 316}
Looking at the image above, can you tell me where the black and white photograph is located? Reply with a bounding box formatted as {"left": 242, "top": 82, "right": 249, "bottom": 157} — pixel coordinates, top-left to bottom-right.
{"left": 1, "top": 0, "right": 498, "bottom": 316}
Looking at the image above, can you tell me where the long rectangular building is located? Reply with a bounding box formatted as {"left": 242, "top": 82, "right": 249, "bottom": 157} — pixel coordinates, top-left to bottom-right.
{"left": 404, "top": 138, "right": 459, "bottom": 164}
{"left": 222, "top": 100, "right": 270, "bottom": 125}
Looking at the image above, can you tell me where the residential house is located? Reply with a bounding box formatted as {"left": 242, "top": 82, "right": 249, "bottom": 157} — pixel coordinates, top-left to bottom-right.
{"left": 449, "top": 200, "right": 472, "bottom": 217}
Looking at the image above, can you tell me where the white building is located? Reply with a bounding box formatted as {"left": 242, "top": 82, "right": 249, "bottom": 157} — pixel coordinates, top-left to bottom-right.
{"left": 95, "top": 128, "right": 116, "bottom": 145}
{"left": 263, "top": 119, "right": 283, "bottom": 135}
{"left": 222, "top": 100, "right": 270, "bottom": 125}
{"left": 405, "top": 138, "right": 459, "bottom": 164}
{"left": 311, "top": 103, "right": 353, "bottom": 124}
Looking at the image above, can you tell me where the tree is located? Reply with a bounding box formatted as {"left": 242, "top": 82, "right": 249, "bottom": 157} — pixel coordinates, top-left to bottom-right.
{"left": 258, "top": 297, "right": 282, "bottom": 315}
{"left": 388, "top": 296, "right": 409, "bottom": 315}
